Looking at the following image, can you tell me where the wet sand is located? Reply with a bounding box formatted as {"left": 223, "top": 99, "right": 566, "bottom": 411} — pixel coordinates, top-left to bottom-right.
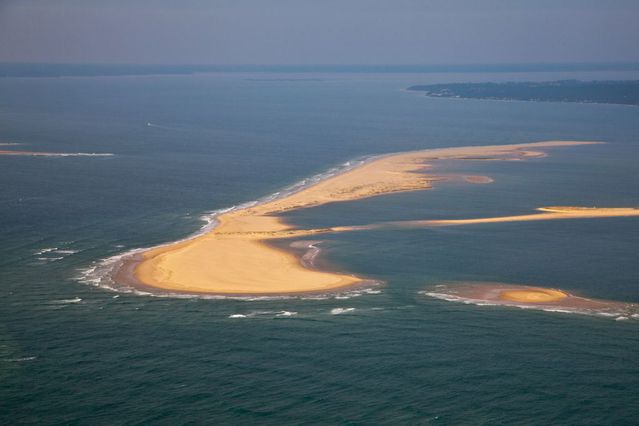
{"left": 121, "top": 140, "right": 606, "bottom": 295}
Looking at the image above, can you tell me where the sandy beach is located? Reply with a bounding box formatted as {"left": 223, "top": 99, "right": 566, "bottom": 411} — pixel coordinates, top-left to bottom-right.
{"left": 117, "top": 140, "right": 626, "bottom": 295}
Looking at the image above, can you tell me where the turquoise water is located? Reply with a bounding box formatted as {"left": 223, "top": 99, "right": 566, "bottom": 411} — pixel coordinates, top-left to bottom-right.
{"left": 1, "top": 72, "right": 639, "bottom": 424}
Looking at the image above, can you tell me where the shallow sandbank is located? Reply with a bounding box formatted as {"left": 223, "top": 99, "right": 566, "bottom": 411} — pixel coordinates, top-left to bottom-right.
{"left": 126, "top": 140, "right": 603, "bottom": 295}
{"left": 424, "top": 282, "right": 638, "bottom": 319}
{"left": 389, "top": 207, "right": 639, "bottom": 228}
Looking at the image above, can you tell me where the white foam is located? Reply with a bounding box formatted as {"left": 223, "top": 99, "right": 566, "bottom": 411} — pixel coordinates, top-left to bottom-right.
{"left": 34, "top": 247, "right": 57, "bottom": 255}
{"left": 12, "top": 152, "right": 114, "bottom": 157}
{"left": 1, "top": 356, "right": 36, "bottom": 362}
{"left": 54, "top": 249, "right": 78, "bottom": 254}
{"left": 330, "top": 307, "right": 355, "bottom": 315}
{"left": 49, "top": 297, "right": 82, "bottom": 304}
{"left": 37, "top": 256, "right": 65, "bottom": 262}
{"left": 33, "top": 246, "right": 79, "bottom": 261}
{"left": 51, "top": 152, "right": 114, "bottom": 157}
{"left": 228, "top": 310, "right": 297, "bottom": 319}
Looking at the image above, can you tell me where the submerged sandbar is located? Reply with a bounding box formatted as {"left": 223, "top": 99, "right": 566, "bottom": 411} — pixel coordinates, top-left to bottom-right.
{"left": 116, "top": 140, "right": 607, "bottom": 295}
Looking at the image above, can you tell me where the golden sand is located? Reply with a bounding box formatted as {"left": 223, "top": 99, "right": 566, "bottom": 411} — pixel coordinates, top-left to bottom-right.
{"left": 131, "top": 140, "right": 602, "bottom": 295}
{"left": 499, "top": 288, "right": 567, "bottom": 303}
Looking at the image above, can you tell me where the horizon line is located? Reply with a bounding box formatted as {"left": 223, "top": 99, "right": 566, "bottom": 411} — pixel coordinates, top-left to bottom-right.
{"left": 3, "top": 60, "right": 639, "bottom": 67}
{"left": 2, "top": 61, "right": 639, "bottom": 78}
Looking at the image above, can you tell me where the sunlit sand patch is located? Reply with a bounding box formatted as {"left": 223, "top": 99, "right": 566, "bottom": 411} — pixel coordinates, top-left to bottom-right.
{"left": 423, "top": 282, "right": 639, "bottom": 320}
{"left": 499, "top": 288, "right": 567, "bottom": 303}
{"left": 463, "top": 175, "right": 494, "bottom": 184}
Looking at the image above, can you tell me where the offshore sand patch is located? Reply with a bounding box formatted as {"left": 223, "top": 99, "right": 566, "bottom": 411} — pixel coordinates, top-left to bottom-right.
{"left": 423, "top": 282, "right": 639, "bottom": 321}
{"left": 0, "top": 150, "right": 113, "bottom": 157}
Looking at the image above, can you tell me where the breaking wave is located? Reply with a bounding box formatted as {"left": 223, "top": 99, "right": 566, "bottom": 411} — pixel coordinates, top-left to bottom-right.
{"left": 330, "top": 307, "right": 356, "bottom": 315}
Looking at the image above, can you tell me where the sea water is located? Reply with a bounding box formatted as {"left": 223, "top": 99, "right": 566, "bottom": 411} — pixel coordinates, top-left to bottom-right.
{"left": 1, "top": 70, "right": 639, "bottom": 424}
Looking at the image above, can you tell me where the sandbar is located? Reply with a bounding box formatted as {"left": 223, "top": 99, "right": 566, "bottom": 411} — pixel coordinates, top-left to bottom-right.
{"left": 0, "top": 150, "right": 113, "bottom": 157}
{"left": 391, "top": 206, "right": 639, "bottom": 228}
{"left": 121, "top": 140, "right": 606, "bottom": 295}
{"left": 424, "top": 282, "right": 638, "bottom": 318}
{"left": 464, "top": 175, "right": 494, "bottom": 184}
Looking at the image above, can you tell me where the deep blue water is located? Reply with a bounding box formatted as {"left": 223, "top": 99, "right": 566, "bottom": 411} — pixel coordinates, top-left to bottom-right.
{"left": 1, "top": 71, "right": 639, "bottom": 424}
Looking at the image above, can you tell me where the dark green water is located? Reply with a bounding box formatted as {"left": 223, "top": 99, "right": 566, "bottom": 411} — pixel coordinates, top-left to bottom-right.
{"left": 1, "top": 71, "right": 638, "bottom": 424}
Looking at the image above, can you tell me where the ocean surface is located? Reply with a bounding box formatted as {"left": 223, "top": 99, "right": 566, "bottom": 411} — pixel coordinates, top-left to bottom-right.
{"left": 1, "top": 69, "right": 639, "bottom": 424}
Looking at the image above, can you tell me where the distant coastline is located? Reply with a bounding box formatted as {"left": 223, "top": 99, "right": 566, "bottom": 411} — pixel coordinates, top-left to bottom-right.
{"left": 407, "top": 80, "right": 639, "bottom": 106}
{"left": 3, "top": 62, "right": 639, "bottom": 78}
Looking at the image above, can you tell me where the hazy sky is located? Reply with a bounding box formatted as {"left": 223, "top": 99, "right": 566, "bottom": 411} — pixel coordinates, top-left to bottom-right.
{"left": 1, "top": 0, "right": 638, "bottom": 64}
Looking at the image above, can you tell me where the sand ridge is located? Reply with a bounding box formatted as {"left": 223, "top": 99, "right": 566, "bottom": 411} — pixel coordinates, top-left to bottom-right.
{"left": 128, "top": 140, "right": 607, "bottom": 295}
